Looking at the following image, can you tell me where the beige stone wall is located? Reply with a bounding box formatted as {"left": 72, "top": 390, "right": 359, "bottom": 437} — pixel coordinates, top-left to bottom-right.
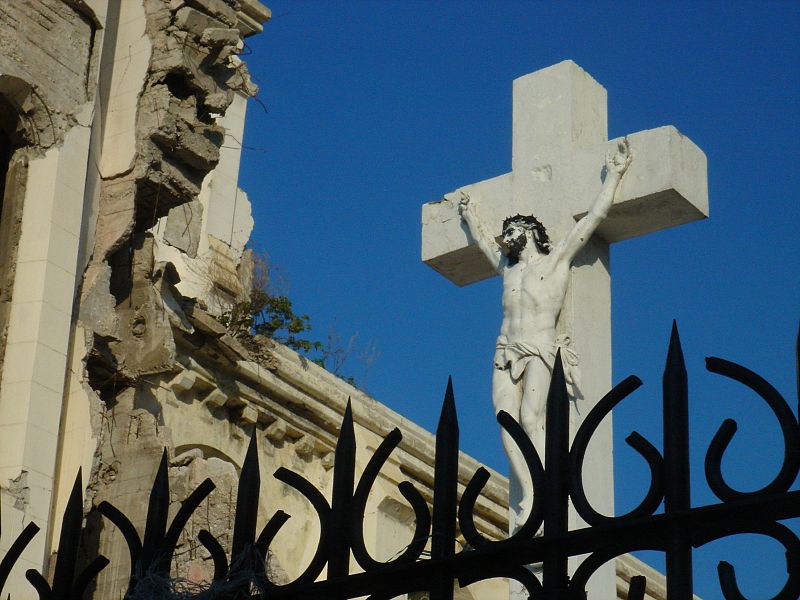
{"left": 0, "top": 3, "right": 104, "bottom": 597}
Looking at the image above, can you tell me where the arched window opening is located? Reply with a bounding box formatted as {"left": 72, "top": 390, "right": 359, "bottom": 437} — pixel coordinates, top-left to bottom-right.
{"left": 0, "top": 97, "right": 19, "bottom": 219}
{"left": 0, "top": 94, "right": 28, "bottom": 380}
{"left": 0, "top": 94, "right": 25, "bottom": 253}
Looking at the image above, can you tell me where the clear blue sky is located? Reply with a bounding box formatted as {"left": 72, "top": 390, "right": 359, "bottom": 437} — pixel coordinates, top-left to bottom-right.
{"left": 238, "top": 2, "right": 799, "bottom": 597}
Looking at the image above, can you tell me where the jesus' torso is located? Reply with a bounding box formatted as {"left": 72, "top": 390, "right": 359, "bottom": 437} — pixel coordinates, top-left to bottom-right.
{"left": 498, "top": 246, "right": 570, "bottom": 346}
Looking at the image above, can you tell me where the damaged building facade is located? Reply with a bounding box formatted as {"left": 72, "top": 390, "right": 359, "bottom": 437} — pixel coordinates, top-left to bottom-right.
{"left": 0, "top": 2, "right": 671, "bottom": 599}
{"left": 0, "top": 1, "right": 512, "bottom": 597}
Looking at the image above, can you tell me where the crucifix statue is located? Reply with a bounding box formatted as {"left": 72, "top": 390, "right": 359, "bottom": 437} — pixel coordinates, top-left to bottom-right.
{"left": 421, "top": 60, "right": 707, "bottom": 599}
{"left": 458, "top": 139, "right": 632, "bottom": 522}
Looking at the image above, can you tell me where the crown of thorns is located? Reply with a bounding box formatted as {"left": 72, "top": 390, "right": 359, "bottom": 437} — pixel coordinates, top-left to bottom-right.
{"left": 502, "top": 214, "right": 552, "bottom": 253}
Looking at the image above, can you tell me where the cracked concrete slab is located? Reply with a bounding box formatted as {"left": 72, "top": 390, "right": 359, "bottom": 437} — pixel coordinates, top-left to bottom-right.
{"left": 163, "top": 199, "right": 203, "bottom": 256}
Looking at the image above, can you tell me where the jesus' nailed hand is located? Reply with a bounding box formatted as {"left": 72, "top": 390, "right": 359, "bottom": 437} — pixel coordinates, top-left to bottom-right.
{"left": 458, "top": 139, "right": 632, "bottom": 522}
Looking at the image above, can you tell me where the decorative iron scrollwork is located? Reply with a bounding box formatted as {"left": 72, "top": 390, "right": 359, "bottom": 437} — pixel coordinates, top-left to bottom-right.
{"left": 0, "top": 324, "right": 796, "bottom": 599}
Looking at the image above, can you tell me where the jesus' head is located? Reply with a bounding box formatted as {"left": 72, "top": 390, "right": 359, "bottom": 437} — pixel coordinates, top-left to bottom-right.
{"left": 501, "top": 214, "right": 551, "bottom": 261}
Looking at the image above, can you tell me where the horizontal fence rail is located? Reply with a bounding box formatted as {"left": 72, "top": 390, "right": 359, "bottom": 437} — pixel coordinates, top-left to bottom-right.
{"left": 0, "top": 323, "right": 798, "bottom": 599}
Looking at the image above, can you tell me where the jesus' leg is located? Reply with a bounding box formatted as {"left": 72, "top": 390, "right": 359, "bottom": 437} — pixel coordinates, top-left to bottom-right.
{"left": 519, "top": 357, "right": 552, "bottom": 476}
{"left": 492, "top": 366, "right": 530, "bottom": 521}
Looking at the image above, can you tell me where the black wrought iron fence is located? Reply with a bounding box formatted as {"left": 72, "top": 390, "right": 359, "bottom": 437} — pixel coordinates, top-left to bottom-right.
{"left": 1, "top": 323, "right": 798, "bottom": 599}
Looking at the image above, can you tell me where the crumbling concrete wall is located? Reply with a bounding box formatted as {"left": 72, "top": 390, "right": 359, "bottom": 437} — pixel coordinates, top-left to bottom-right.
{"left": 80, "top": 0, "right": 260, "bottom": 384}
{"left": 65, "top": 1, "right": 271, "bottom": 595}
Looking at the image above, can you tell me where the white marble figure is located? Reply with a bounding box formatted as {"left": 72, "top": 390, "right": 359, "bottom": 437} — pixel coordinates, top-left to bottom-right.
{"left": 458, "top": 139, "right": 632, "bottom": 522}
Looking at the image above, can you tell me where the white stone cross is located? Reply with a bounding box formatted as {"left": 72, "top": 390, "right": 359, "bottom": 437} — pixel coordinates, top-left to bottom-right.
{"left": 421, "top": 60, "right": 707, "bottom": 599}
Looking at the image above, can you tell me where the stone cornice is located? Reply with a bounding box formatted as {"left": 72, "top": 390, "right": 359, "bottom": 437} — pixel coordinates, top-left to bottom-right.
{"left": 237, "top": 0, "right": 271, "bottom": 37}
{"left": 234, "top": 342, "right": 510, "bottom": 536}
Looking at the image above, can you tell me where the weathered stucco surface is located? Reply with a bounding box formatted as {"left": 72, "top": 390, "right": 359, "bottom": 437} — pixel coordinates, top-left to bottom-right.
{"left": 0, "top": 0, "right": 96, "bottom": 149}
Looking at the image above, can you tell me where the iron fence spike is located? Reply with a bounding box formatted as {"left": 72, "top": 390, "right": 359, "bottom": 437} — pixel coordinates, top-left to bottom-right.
{"left": 51, "top": 470, "right": 84, "bottom": 600}
{"left": 663, "top": 322, "right": 693, "bottom": 599}
{"left": 542, "top": 349, "right": 570, "bottom": 591}
{"left": 430, "top": 378, "right": 459, "bottom": 600}
{"left": 232, "top": 431, "right": 261, "bottom": 559}
{"left": 329, "top": 398, "right": 357, "bottom": 582}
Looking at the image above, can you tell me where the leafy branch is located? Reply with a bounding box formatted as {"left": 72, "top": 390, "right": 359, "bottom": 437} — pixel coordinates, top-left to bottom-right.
{"left": 222, "top": 251, "right": 372, "bottom": 387}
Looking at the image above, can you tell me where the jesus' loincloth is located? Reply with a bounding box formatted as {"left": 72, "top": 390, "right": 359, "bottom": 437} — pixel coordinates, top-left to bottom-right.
{"left": 494, "top": 334, "right": 582, "bottom": 399}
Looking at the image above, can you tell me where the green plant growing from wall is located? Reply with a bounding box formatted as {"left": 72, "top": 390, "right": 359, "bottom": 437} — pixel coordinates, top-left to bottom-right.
{"left": 222, "top": 251, "right": 365, "bottom": 386}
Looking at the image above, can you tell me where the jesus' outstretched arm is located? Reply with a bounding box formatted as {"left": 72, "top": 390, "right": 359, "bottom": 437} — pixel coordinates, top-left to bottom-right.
{"left": 458, "top": 193, "right": 504, "bottom": 273}
{"left": 558, "top": 138, "right": 632, "bottom": 263}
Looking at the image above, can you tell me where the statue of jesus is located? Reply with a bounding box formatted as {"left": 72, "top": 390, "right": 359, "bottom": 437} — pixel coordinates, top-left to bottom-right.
{"left": 458, "top": 139, "right": 632, "bottom": 520}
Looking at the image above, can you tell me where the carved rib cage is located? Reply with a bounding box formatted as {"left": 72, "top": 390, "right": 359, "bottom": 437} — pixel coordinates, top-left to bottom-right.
{"left": 1, "top": 323, "right": 798, "bottom": 599}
